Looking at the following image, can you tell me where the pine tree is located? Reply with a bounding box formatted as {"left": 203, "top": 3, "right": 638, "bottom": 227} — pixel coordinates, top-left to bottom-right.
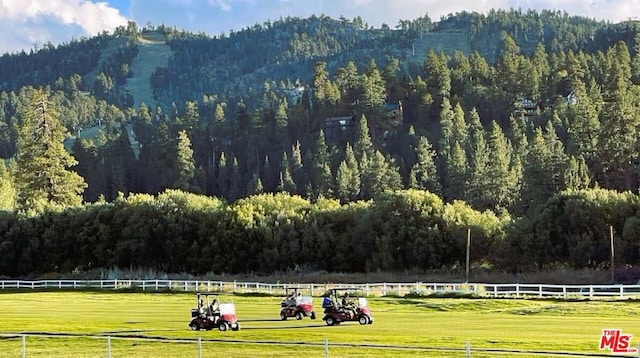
{"left": 567, "top": 78, "right": 600, "bottom": 164}
{"left": 564, "top": 155, "right": 591, "bottom": 190}
{"left": 598, "top": 42, "right": 638, "bottom": 190}
{"left": 466, "top": 116, "right": 490, "bottom": 208}
{"left": 277, "top": 152, "right": 296, "bottom": 193}
{"left": 312, "top": 130, "right": 333, "bottom": 198}
{"left": 247, "top": 171, "right": 264, "bottom": 195}
{"left": 104, "top": 126, "right": 137, "bottom": 199}
{"left": 484, "top": 120, "right": 516, "bottom": 211}
{"left": 175, "top": 130, "right": 196, "bottom": 191}
{"left": 361, "top": 150, "right": 402, "bottom": 199}
{"left": 217, "top": 152, "right": 229, "bottom": 196}
{"left": 451, "top": 102, "right": 468, "bottom": 148}
{"left": 409, "top": 136, "right": 440, "bottom": 195}
{"left": 335, "top": 143, "right": 360, "bottom": 202}
{"left": 353, "top": 114, "right": 374, "bottom": 161}
{"left": 0, "top": 159, "right": 17, "bottom": 211}
{"left": 361, "top": 59, "right": 386, "bottom": 110}
{"left": 228, "top": 156, "right": 243, "bottom": 202}
{"left": 290, "top": 141, "right": 308, "bottom": 195}
{"left": 16, "top": 89, "right": 86, "bottom": 211}
{"left": 313, "top": 61, "right": 329, "bottom": 110}
{"left": 444, "top": 141, "right": 467, "bottom": 201}
{"left": 438, "top": 97, "right": 454, "bottom": 160}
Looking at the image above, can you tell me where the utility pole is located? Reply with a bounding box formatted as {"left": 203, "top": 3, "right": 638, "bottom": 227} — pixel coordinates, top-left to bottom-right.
{"left": 610, "top": 225, "right": 615, "bottom": 284}
{"left": 465, "top": 228, "right": 471, "bottom": 283}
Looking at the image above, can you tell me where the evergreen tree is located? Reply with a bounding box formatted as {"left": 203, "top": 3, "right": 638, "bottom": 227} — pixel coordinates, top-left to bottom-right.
{"left": 277, "top": 152, "right": 296, "bottom": 193}
{"left": 444, "top": 141, "right": 467, "bottom": 201}
{"left": 228, "top": 156, "right": 243, "bottom": 202}
{"left": 543, "top": 120, "right": 569, "bottom": 195}
{"left": 484, "top": 120, "right": 516, "bottom": 211}
{"left": 175, "top": 130, "right": 196, "bottom": 191}
{"left": 598, "top": 42, "right": 638, "bottom": 190}
{"left": 438, "top": 97, "right": 454, "bottom": 160}
{"left": 247, "top": 171, "right": 264, "bottom": 195}
{"left": 466, "top": 115, "right": 490, "bottom": 209}
{"left": 451, "top": 102, "right": 468, "bottom": 148}
{"left": 564, "top": 155, "right": 591, "bottom": 190}
{"left": 335, "top": 61, "right": 360, "bottom": 105}
{"left": 290, "top": 141, "right": 308, "bottom": 195}
{"left": 217, "top": 151, "right": 229, "bottom": 196}
{"left": 353, "top": 114, "right": 374, "bottom": 161}
{"left": 335, "top": 143, "right": 360, "bottom": 202}
{"left": 567, "top": 78, "right": 600, "bottom": 165}
{"left": 425, "top": 50, "right": 451, "bottom": 108}
{"left": 409, "top": 136, "right": 441, "bottom": 195}
{"left": 312, "top": 61, "right": 330, "bottom": 110}
{"left": 361, "top": 150, "right": 402, "bottom": 199}
{"left": 180, "top": 100, "right": 199, "bottom": 132}
{"left": 0, "top": 159, "right": 16, "bottom": 211}
{"left": 15, "top": 89, "right": 86, "bottom": 211}
{"left": 312, "top": 130, "right": 333, "bottom": 198}
{"left": 361, "top": 59, "right": 387, "bottom": 110}
{"left": 104, "top": 126, "right": 137, "bottom": 199}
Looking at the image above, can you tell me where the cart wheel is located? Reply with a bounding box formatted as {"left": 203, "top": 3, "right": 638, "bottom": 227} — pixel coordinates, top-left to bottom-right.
{"left": 295, "top": 311, "right": 303, "bottom": 320}
{"left": 218, "top": 323, "right": 228, "bottom": 332}
{"left": 325, "top": 316, "right": 335, "bottom": 326}
{"left": 310, "top": 311, "right": 316, "bottom": 319}
{"left": 358, "top": 316, "right": 368, "bottom": 325}
{"left": 280, "top": 311, "right": 287, "bottom": 320}
{"left": 189, "top": 322, "right": 199, "bottom": 331}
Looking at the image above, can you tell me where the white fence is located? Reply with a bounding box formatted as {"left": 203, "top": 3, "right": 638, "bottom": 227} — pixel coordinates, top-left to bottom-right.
{"left": 2, "top": 279, "right": 640, "bottom": 299}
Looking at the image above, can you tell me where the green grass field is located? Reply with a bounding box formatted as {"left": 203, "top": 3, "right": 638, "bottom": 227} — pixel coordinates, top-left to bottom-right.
{"left": 0, "top": 291, "right": 639, "bottom": 357}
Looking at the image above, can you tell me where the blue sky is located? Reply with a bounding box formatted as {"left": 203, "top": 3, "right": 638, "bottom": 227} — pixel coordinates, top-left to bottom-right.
{"left": 1, "top": 0, "right": 639, "bottom": 55}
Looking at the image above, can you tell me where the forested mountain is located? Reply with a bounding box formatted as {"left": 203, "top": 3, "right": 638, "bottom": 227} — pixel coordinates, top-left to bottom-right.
{"left": 2, "top": 9, "right": 640, "bottom": 278}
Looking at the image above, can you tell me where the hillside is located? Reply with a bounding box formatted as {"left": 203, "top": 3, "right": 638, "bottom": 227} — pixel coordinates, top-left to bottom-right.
{"left": 124, "top": 31, "right": 172, "bottom": 109}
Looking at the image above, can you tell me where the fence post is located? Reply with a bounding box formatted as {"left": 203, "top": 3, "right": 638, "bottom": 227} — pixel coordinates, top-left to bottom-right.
{"left": 107, "top": 336, "right": 111, "bottom": 358}
{"left": 466, "top": 341, "right": 471, "bottom": 358}
{"left": 324, "top": 338, "right": 329, "bottom": 358}
{"left": 197, "top": 336, "right": 202, "bottom": 358}
{"left": 22, "top": 334, "right": 26, "bottom": 358}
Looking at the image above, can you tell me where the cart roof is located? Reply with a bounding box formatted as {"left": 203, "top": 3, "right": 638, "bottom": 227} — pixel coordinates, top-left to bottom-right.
{"left": 195, "top": 291, "right": 223, "bottom": 296}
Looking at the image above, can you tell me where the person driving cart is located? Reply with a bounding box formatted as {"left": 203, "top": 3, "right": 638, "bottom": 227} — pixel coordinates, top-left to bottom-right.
{"left": 209, "top": 299, "right": 220, "bottom": 323}
{"left": 341, "top": 293, "right": 356, "bottom": 319}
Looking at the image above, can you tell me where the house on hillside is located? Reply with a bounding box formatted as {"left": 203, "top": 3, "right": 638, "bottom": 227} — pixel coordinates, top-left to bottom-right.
{"left": 324, "top": 115, "right": 355, "bottom": 141}
{"left": 514, "top": 98, "right": 538, "bottom": 118}
{"left": 371, "top": 101, "right": 404, "bottom": 145}
{"left": 383, "top": 101, "right": 403, "bottom": 126}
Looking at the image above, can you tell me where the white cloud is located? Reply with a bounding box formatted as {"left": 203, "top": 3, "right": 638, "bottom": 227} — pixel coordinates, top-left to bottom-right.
{"left": 0, "top": 0, "right": 128, "bottom": 54}
{"left": 208, "top": 0, "right": 232, "bottom": 12}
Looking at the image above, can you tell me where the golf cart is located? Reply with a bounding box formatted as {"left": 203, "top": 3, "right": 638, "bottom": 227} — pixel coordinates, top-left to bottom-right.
{"left": 321, "top": 288, "right": 373, "bottom": 326}
{"left": 280, "top": 287, "right": 316, "bottom": 320}
{"left": 189, "top": 292, "right": 240, "bottom": 331}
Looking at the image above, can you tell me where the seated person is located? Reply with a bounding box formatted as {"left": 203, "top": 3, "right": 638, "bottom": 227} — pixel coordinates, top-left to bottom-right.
{"left": 209, "top": 299, "right": 220, "bottom": 323}
{"left": 341, "top": 293, "right": 350, "bottom": 307}
{"left": 341, "top": 293, "right": 356, "bottom": 318}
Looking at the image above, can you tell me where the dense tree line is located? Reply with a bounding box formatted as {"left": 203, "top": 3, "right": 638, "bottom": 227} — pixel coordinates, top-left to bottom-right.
{"left": 0, "top": 188, "right": 638, "bottom": 278}
{"left": 1, "top": 11, "right": 640, "bottom": 278}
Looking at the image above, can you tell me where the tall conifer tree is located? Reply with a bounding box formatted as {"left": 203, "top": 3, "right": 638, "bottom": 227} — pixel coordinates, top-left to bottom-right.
{"left": 16, "top": 89, "right": 86, "bottom": 211}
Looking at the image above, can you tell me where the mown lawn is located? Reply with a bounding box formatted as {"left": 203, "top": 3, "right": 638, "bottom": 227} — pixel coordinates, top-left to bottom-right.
{"left": 0, "top": 291, "right": 638, "bottom": 357}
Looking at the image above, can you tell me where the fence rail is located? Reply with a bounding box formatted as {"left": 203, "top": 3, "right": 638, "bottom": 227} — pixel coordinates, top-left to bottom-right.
{"left": 2, "top": 279, "right": 640, "bottom": 299}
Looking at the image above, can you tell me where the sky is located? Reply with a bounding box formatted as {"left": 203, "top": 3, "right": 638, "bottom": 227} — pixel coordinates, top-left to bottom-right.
{"left": 1, "top": 0, "right": 639, "bottom": 55}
